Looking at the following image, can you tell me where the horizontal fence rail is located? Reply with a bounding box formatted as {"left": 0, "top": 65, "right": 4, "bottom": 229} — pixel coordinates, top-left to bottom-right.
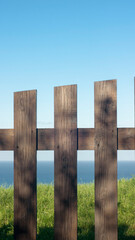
{"left": 0, "top": 79, "right": 135, "bottom": 240}
{"left": 0, "top": 128, "right": 135, "bottom": 150}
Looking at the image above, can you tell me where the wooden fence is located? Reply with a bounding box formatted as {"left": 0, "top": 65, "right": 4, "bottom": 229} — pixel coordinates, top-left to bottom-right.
{"left": 0, "top": 79, "right": 135, "bottom": 240}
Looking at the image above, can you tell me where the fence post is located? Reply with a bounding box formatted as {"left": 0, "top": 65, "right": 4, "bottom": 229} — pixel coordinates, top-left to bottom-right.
{"left": 54, "top": 85, "right": 77, "bottom": 240}
{"left": 14, "top": 90, "right": 37, "bottom": 240}
{"left": 94, "top": 80, "right": 117, "bottom": 240}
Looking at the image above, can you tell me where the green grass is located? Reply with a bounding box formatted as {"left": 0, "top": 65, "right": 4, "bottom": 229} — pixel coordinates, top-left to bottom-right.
{"left": 0, "top": 178, "right": 135, "bottom": 240}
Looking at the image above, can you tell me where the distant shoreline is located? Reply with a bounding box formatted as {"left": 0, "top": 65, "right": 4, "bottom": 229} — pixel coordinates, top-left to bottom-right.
{"left": 0, "top": 161, "right": 135, "bottom": 187}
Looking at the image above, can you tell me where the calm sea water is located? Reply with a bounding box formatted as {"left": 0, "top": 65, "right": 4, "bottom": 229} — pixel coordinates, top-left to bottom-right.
{"left": 0, "top": 161, "right": 135, "bottom": 187}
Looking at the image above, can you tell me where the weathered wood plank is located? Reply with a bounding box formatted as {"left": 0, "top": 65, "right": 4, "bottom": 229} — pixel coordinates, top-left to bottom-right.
{"left": 37, "top": 127, "right": 135, "bottom": 150}
{"left": 14, "top": 90, "right": 37, "bottom": 240}
{"left": 54, "top": 85, "right": 77, "bottom": 240}
{"left": 37, "top": 128, "right": 54, "bottom": 150}
{"left": 94, "top": 80, "right": 117, "bottom": 240}
{"left": 78, "top": 128, "right": 135, "bottom": 150}
{"left": 0, "top": 129, "right": 14, "bottom": 150}
{"left": 118, "top": 128, "right": 135, "bottom": 150}
{"left": 0, "top": 128, "right": 135, "bottom": 151}
{"left": 78, "top": 128, "right": 94, "bottom": 150}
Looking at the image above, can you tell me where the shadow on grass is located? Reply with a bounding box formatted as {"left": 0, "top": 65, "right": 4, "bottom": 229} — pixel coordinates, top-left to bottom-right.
{"left": 0, "top": 224, "right": 135, "bottom": 240}
{"left": 37, "top": 225, "right": 95, "bottom": 240}
{"left": 0, "top": 224, "right": 13, "bottom": 240}
{"left": 37, "top": 224, "right": 135, "bottom": 240}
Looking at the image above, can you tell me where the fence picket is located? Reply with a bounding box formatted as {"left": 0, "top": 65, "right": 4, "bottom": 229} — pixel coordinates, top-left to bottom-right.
{"left": 94, "top": 80, "right": 117, "bottom": 240}
{"left": 14, "top": 90, "right": 37, "bottom": 240}
{"left": 54, "top": 85, "right": 77, "bottom": 240}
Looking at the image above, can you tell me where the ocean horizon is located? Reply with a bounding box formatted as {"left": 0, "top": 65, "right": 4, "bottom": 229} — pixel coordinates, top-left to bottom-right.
{"left": 0, "top": 160, "right": 135, "bottom": 187}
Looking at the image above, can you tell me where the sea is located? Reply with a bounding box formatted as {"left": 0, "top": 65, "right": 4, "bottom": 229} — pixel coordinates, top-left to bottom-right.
{"left": 0, "top": 161, "right": 135, "bottom": 187}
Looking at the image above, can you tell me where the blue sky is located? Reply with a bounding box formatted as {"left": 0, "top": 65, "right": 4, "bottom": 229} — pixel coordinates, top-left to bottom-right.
{"left": 0, "top": 0, "right": 135, "bottom": 161}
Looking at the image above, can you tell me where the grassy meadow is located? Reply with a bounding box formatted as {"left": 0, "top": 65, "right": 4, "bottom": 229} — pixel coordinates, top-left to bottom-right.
{"left": 0, "top": 178, "right": 135, "bottom": 240}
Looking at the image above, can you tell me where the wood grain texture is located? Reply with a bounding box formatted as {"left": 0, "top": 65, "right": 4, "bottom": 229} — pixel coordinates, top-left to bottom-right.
{"left": 0, "top": 128, "right": 135, "bottom": 151}
{"left": 94, "top": 80, "right": 117, "bottom": 240}
{"left": 0, "top": 129, "right": 14, "bottom": 150}
{"left": 118, "top": 128, "right": 135, "bottom": 150}
{"left": 54, "top": 85, "right": 77, "bottom": 240}
{"left": 37, "top": 128, "right": 54, "bottom": 150}
{"left": 78, "top": 128, "right": 135, "bottom": 150}
{"left": 77, "top": 128, "right": 94, "bottom": 150}
{"left": 14, "top": 90, "right": 37, "bottom": 240}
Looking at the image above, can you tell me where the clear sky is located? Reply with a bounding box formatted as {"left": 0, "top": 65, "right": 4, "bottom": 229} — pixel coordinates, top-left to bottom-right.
{"left": 0, "top": 0, "right": 135, "bottom": 161}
